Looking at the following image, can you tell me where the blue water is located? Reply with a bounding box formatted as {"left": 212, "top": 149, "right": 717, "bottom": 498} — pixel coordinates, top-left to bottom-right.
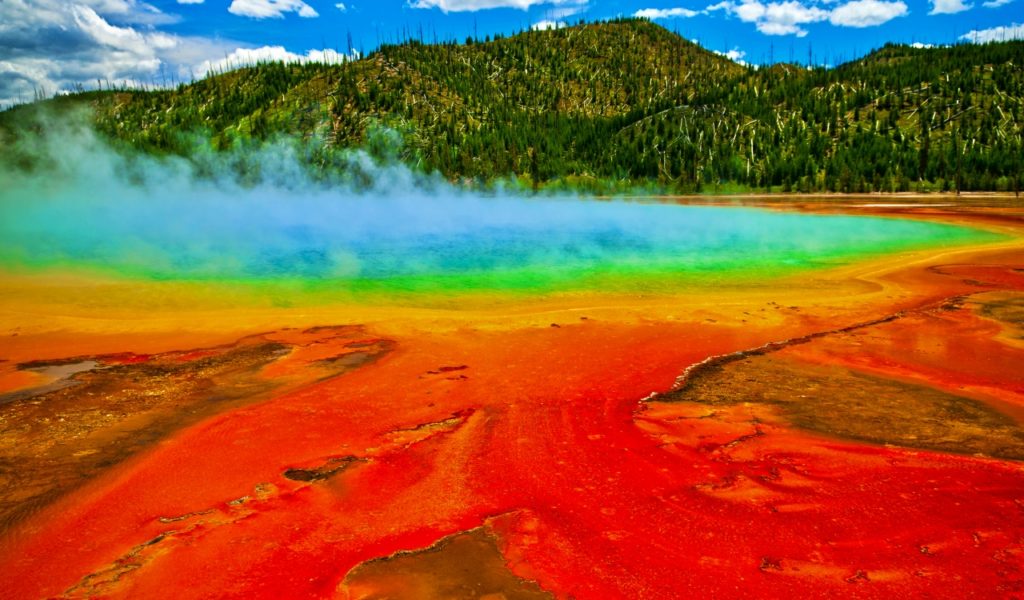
{"left": 0, "top": 189, "right": 993, "bottom": 288}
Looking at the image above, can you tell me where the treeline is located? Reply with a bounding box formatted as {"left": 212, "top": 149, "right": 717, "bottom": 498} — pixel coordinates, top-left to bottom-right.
{"left": 2, "top": 19, "right": 1022, "bottom": 193}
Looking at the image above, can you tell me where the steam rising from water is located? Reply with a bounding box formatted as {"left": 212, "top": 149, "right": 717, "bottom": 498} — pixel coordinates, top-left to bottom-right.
{"left": 0, "top": 118, "right": 990, "bottom": 293}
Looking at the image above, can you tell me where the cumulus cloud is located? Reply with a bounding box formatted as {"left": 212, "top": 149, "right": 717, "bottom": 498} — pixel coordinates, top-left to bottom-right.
{"left": 982, "top": 0, "right": 1012, "bottom": 6}
{"left": 194, "top": 46, "right": 358, "bottom": 78}
{"left": 828, "top": 0, "right": 907, "bottom": 27}
{"left": 0, "top": 0, "right": 346, "bottom": 107}
{"left": 72, "top": 4, "right": 176, "bottom": 55}
{"left": 634, "top": 7, "right": 701, "bottom": 18}
{"left": 707, "top": 0, "right": 908, "bottom": 36}
{"left": 0, "top": 0, "right": 242, "bottom": 105}
{"left": 960, "top": 22, "right": 1024, "bottom": 42}
{"left": 929, "top": 0, "right": 971, "bottom": 13}
{"left": 0, "top": 0, "right": 178, "bottom": 29}
{"left": 228, "top": 0, "right": 318, "bottom": 18}
{"left": 409, "top": 0, "right": 586, "bottom": 12}
{"left": 335, "top": 1, "right": 346, "bottom": 9}
{"left": 712, "top": 0, "right": 828, "bottom": 36}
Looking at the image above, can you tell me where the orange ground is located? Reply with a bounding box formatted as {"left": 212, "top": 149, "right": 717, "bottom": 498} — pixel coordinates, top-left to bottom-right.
{"left": 1, "top": 201, "right": 1023, "bottom": 599}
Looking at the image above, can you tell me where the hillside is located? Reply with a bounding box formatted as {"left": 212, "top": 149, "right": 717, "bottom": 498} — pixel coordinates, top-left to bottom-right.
{"left": 2, "top": 19, "right": 1022, "bottom": 193}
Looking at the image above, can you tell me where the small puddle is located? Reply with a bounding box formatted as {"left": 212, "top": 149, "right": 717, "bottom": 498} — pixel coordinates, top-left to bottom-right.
{"left": 339, "top": 527, "right": 552, "bottom": 599}
{"left": 27, "top": 360, "right": 100, "bottom": 380}
{"left": 0, "top": 360, "right": 100, "bottom": 406}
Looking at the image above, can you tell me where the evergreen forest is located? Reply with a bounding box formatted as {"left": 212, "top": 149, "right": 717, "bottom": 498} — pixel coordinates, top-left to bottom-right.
{"left": 2, "top": 19, "right": 1022, "bottom": 194}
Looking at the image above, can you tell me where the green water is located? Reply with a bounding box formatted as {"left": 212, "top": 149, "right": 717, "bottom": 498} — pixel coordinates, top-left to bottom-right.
{"left": 0, "top": 191, "right": 1000, "bottom": 296}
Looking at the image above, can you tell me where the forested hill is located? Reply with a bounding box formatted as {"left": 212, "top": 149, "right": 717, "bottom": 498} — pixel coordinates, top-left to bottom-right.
{"left": 2, "top": 19, "right": 1022, "bottom": 194}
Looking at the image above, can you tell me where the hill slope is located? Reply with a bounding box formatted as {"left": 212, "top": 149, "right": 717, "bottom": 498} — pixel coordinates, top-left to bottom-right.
{"left": 2, "top": 19, "right": 1022, "bottom": 193}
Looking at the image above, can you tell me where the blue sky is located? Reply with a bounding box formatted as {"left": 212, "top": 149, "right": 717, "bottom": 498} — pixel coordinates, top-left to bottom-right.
{"left": 1, "top": 0, "right": 1021, "bottom": 106}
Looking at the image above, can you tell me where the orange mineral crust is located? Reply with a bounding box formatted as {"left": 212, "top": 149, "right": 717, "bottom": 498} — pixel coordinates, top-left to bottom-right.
{"left": 1, "top": 202, "right": 1023, "bottom": 599}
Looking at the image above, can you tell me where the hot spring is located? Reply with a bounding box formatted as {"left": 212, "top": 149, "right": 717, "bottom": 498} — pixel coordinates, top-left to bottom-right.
{"left": 0, "top": 188, "right": 998, "bottom": 299}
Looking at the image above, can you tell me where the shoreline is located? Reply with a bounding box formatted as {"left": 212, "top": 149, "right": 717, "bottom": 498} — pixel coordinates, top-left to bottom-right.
{"left": 1, "top": 198, "right": 1021, "bottom": 360}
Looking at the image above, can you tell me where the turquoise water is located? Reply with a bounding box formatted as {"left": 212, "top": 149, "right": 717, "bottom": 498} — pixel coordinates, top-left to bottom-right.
{"left": 0, "top": 191, "right": 998, "bottom": 293}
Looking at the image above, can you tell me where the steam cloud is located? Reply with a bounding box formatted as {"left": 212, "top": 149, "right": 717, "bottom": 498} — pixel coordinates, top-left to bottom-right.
{"left": 0, "top": 114, "right": 974, "bottom": 294}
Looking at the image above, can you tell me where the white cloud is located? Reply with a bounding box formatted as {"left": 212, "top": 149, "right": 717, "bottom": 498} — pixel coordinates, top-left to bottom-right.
{"left": 829, "top": 0, "right": 907, "bottom": 27}
{"left": 960, "top": 22, "right": 1024, "bottom": 42}
{"left": 72, "top": 5, "right": 176, "bottom": 54}
{"left": 761, "top": 1, "right": 829, "bottom": 35}
{"left": 714, "top": 0, "right": 828, "bottom": 37}
{"left": 228, "top": 0, "right": 319, "bottom": 19}
{"left": 177, "top": 0, "right": 204, "bottom": 4}
{"left": 911, "top": 41, "right": 934, "bottom": 47}
{"left": 335, "top": 1, "right": 346, "bottom": 9}
{"left": 408, "top": 0, "right": 585, "bottom": 12}
{"left": 982, "top": 0, "right": 1012, "bottom": 6}
{"left": 708, "top": 0, "right": 909, "bottom": 36}
{"left": 0, "top": 0, "right": 275, "bottom": 106}
{"left": 929, "top": 0, "right": 971, "bottom": 13}
{"left": 731, "top": 1, "right": 764, "bottom": 20}
{"left": 531, "top": 19, "right": 567, "bottom": 29}
{"left": 194, "top": 46, "right": 358, "bottom": 78}
{"left": 634, "top": 7, "right": 701, "bottom": 18}
{"left": 713, "top": 47, "right": 749, "bottom": 64}
{"left": 1, "top": 2, "right": 172, "bottom": 104}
